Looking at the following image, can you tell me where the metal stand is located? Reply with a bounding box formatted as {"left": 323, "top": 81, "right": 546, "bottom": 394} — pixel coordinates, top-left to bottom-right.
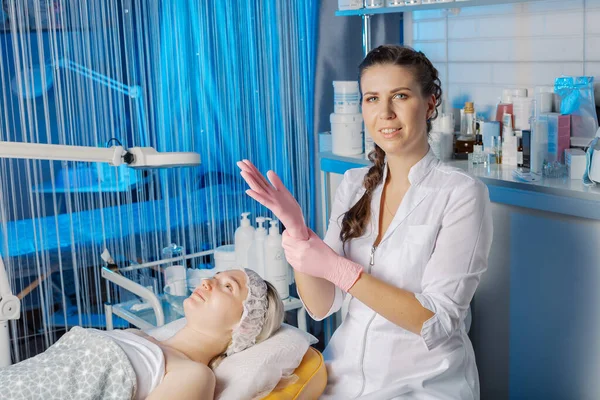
{"left": 0, "top": 255, "right": 20, "bottom": 368}
{"left": 362, "top": 14, "right": 372, "bottom": 56}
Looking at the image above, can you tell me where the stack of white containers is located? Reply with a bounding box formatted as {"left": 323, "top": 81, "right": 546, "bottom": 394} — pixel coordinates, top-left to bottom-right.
{"left": 428, "top": 113, "right": 455, "bottom": 161}
{"left": 501, "top": 88, "right": 533, "bottom": 167}
{"left": 331, "top": 81, "right": 368, "bottom": 158}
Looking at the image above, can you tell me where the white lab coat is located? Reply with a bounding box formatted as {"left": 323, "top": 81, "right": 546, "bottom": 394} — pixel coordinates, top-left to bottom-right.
{"left": 303, "top": 149, "right": 493, "bottom": 399}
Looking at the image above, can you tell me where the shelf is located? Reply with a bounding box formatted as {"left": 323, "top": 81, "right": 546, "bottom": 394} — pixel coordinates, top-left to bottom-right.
{"left": 335, "top": 0, "right": 548, "bottom": 16}
{"left": 320, "top": 151, "right": 370, "bottom": 175}
{"left": 319, "top": 151, "right": 600, "bottom": 220}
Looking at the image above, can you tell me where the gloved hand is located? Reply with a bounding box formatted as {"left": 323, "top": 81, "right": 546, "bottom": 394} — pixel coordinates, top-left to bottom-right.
{"left": 282, "top": 228, "right": 363, "bottom": 292}
{"left": 236, "top": 160, "right": 309, "bottom": 240}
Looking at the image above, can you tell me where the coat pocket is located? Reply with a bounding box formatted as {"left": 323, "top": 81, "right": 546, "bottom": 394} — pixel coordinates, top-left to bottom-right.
{"left": 401, "top": 224, "right": 440, "bottom": 275}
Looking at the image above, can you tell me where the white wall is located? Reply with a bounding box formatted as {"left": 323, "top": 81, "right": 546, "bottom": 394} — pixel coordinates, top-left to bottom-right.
{"left": 405, "top": 2, "right": 600, "bottom": 398}
{"left": 405, "top": 0, "right": 600, "bottom": 119}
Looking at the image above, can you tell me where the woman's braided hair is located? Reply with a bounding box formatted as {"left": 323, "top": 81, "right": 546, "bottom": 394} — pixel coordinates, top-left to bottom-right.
{"left": 339, "top": 45, "right": 443, "bottom": 249}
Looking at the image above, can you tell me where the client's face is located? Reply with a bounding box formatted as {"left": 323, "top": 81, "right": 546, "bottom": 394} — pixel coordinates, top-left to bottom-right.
{"left": 183, "top": 269, "right": 249, "bottom": 335}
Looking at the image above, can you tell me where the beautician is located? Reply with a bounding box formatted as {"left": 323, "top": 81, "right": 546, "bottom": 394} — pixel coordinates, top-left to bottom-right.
{"left": 238, "top": 44, "right": 493, "bottom": 399}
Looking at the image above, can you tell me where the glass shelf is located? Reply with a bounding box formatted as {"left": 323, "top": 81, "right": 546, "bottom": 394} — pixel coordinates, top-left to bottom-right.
{"left": 335, "top": 0, "right": 548, "bottom": 16}
{"left": 110, "top": 296, "right": 306, "bottom": 331}
{"left": 112, "top": 296, "right": 185, "bottom": 329}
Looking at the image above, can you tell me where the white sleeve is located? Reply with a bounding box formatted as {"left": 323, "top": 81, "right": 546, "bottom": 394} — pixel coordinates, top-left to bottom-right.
{"left": 299, "top": 169, "right": 363, "bottom": 321}
{"left": 414, "top": 179, "right": 493, "bottom": 350}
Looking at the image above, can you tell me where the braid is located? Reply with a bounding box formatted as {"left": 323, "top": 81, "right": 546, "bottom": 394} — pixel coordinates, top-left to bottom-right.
{"left": 339, "top": 145, "right": 385, "bottom": 250}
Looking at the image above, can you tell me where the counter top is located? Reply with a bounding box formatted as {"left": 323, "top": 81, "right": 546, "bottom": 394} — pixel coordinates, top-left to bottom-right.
{"left": 319, "top": 152, "right": 600, "bottom": 220}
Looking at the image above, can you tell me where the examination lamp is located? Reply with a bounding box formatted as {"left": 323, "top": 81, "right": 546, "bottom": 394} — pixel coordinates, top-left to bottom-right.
{"left": 0, "top": 140, "right": 200, "bottom": 367}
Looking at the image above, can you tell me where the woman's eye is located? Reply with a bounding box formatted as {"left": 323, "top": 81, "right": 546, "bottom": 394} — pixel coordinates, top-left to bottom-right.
{"left": 365, "top": 96, "right": 377, "bottom": 103}
{"left": 225, "top": 283, "right": 233, "bottom": 291}
{"left": 393, "top": 93, "right": 407, "bottom": 100}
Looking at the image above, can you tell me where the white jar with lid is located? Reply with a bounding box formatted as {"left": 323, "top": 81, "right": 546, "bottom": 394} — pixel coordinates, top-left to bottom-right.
{"left": 331, "top": 113, "right": 364, "bottom": 156}
{"left": 333, "top": 81, "right": 360, "bottom": 114}
{"left": 214, "top": 245, "right": 237, "bottom": 272}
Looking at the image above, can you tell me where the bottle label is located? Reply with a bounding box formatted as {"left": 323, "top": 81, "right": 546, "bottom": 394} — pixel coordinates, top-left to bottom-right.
{"left": 517, "top": 151, "right": 523, "bottom": 164}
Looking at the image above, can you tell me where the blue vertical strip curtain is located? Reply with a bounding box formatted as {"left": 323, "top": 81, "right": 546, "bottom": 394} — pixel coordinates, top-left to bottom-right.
{"left": 153, "top": 0, "right": 318, "bottom": 242}
{"left": 0, "top": 0, "right": 318, "bottom": 362}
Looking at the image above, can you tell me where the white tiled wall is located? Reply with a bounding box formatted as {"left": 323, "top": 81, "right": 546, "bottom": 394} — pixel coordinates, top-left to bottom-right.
{"left": 405, "top": 0, "right": 600, "bottom": 119}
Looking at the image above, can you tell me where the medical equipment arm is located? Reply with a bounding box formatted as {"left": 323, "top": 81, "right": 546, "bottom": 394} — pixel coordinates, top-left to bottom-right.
{"left": 0, "top": 142, "right": 200, "bottom": 169}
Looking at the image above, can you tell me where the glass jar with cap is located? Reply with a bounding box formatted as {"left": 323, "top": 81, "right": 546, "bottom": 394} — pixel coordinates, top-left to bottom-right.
{"left": 162, "top": 243, "right": 185, "bottom": 265}
{"left": 456, "top": 101, "right": 476, "bottom": 158}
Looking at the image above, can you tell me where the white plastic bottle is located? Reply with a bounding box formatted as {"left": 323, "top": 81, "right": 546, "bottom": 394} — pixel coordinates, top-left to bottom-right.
{"left": 264, "top": 220, "right": 290, "bottom": 300}
{"left": 234, "top": 212, "right": 255, "bottom": 269}
{"left": 248, "top": 217, "right": 269, "bottom": 278}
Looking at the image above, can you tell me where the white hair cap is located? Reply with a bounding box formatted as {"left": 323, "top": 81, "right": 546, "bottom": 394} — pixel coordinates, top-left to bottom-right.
{"left": 226, "top": 268, "right": 268, "bottom": 356}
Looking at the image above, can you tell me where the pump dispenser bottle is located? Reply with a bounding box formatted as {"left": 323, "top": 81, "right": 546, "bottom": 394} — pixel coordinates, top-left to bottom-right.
{"left": 248, "top": 217, "right": 269, "bottom": 277}
{"left": 234, "top": 212, "right": 255, "bottom": 269}
{"left": 264, "top": 220, "right": 290, "bottom": 299}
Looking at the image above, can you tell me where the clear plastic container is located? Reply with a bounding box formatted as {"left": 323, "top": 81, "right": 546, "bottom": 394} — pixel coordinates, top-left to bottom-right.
{"left": 364, "top": 0, "right": 385, "bottom": 7}
{"left": 543, "top": 161, "right": 567, "bottom": 178}
{"left": 339, "top": 0, "right": 363, "bottom": 10}
{"left": 387, "top": 0, "right": 405, "bottom": 6}
{"left": 162, "top": 243, "right": 184, "bottom": 266}
{"left": 164, "top": 279, "right": 190, "bottom": 316}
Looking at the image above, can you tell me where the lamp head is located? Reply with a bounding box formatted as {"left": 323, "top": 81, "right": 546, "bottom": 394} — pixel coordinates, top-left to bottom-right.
{"left": 11, "top": 64, "right": 54, "bottom": 99}
{"left": 124, "top": 147, "right": 201, "bottom": 169}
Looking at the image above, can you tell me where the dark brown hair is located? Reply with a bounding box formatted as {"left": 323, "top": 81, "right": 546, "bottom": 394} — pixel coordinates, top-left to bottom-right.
{"left": 339, "top": 45, "right": 443, "bottom": 248}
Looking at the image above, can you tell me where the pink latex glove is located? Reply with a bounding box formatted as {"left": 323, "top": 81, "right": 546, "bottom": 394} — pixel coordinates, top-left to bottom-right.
{"left": 236, "top": 160, "right": 309, "bottom": 240}
{"left": 282, "top": 228, "right": 363, "bottom": 292}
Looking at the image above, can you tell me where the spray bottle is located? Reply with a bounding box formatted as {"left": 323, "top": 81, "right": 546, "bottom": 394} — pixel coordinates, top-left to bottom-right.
{"left": 264, "top": 220, "right": 289, "bottom": 299}
{"left": 234, "top": 212, "right": 255, "bottom": 269}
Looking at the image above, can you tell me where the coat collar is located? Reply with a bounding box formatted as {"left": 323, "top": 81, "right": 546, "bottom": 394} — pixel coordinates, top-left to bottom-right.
{"left": 372, "top": 148, "right": 438, "bottom": 245}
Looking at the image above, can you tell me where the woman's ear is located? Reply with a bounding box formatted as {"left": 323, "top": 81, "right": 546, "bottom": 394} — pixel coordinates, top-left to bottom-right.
{"left": 426, "top": 94, "right": 436, "bottom": 119}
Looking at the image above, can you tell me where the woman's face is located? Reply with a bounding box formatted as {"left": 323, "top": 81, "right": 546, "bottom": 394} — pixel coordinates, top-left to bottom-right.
{"left": 360, "top": 63, "right": 436, "bottom": 157}
{"left": 183, "top": 270, "right": 249, "bottom": 335}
